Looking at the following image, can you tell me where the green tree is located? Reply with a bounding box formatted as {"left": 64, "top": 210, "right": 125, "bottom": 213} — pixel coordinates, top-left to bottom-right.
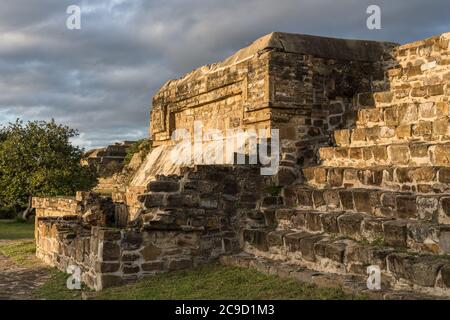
{"left": 0, "top": 119, "right": 97, "bottom": 218}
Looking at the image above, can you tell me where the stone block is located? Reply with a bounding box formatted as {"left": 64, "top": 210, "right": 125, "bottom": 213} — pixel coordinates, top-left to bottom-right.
{"left": 404, "top": 256, "right": 443, "bottom": 287}
{"left": 353, "top": 190, "right": 372, "bottom": 214}
{"left": 305, "top": 212, "right": 322, "bottom": 232}
{"left": 267, "top": 230, "right": 290, "bottom": 247}
{"left": 345, "top": 244, "right": 370, "bottom": 264}
{"left": 351, "top": 128, "right": 366, "bottom": 142}
{"left": 274, "top": 167, "right": 298, "bottom": 186}
{"left": 296, "top": 189, "right": 313, "bottom": 207}
{"left": 168, "top": 258, "right": 193, "bottom": 270}
{"left": 440, "top": 197, "right": 450, "bottom": 219}
{"left": 334, "top": 130, "right": 350, "bottom": 146}
{"left": 371, "top": 146, "right": 388, "bottom": 162}
{"left": 396, "top": 196, "right": 418, "bottom": 219}
{"left": 275, "top": 208, "right": 296, "bottom": 220}
{"left": 416, "top": 197, "right": 438, "bottom": 221}
{"left": 337, "top": 214, "right": 364, "bottom": 239}
{"left": 142, "top": 261, "right": 165, "bottom": 272}
{"left": 440, "top": 264, "right": 450, "bottom": 288}
{"left": 383, "top": 220, "right": 407, "bottom": 247}
{"left": 98, "top": 229, "right": 121, "bottom": 242}
{"left": 312, "top": 190, "right": 326, "bottom": 208}
{"left": 320, "top": 212, "right": 342, "bottom": 234}
{"left": 396, "top": 125, "right": 411, "bottom": 139}
{"left": 299, "top": 235, "right": 327, "bottom": 262}
{"left": 122, "top": 231, "right": 143, "bottom": 251}
{"left": 384, "top": 108, "right": 398, "bottom": 126}
{"left": 374, "top": 91, "right": 394, "bottom": 104}
{"left": 243, "top": 229, "right": 269, "bottom": 251}
{"left": 323, "top": 241, "right": 347, "bottom": 263}
{"left": 140, "top": 244, "right": 162, "bottom": 261}
{"left": 285, "top": 232, "right": 310, "bottom": 252}
{"left": 432, "top": 144, "right": 450, "bottom": 166}
{"left": 428, "top": 84, "right": 444, "bottom": 96}
{"left": 327, "top": 168, "right": 343, "bottom": 187}
{"left": 357, "top": 92, "right": 375, "bottom": 107}
{"left": 122, "top": 252, "right": 140, "bottom": 262}
{"left": 101, "top": 242, "right": 121, "bottom": 261}
{"left": 410, "top": 144, "right": 428, "bottom": 158}
{"left": 147, "top": 181, "right": 179, "bottom": 192}
{"left": 143, "top": 193, "right": 165, "bottom": 208}
{"left": 323, "top": 190, "right": 340, "bottom": 210}
{"left": 95, "top": 262, "right": 120, "bottom": 273}
{"left": 361, "top": 217, "right": 385, "bottom": 240}
{"left": 123, "top": 264, "right": 140, "bottom": 274}
{"left": 388, "top": 145, "right": 410, "bottom": 165}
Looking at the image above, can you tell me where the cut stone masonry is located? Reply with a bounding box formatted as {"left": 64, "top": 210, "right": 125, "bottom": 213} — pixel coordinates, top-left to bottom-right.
{"left": 33, "top": 31, "right": 450, "bottom": 297}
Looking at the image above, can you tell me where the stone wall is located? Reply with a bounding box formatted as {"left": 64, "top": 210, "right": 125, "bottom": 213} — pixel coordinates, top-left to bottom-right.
{"left": 124, "top": 33, "right": 396, "bottom": 220}
{"left": 241, "top": 32, "right": 450, "bottom": 297}
{"left": 34, "top": 164, "right": 270, "bottom": 290}
{"left": 34, "top": 31, "right": 450, "bottom": 296}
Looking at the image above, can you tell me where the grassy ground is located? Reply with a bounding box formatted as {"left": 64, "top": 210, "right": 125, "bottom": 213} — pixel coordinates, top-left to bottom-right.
{"left": 0, "top": 240, "right": 36, "bottom": 266}
{"left": 34, "top": 263, "right": 364, "bottom": 300}
{"left": 0, "top": 219, "right": 35, "bottom": 240}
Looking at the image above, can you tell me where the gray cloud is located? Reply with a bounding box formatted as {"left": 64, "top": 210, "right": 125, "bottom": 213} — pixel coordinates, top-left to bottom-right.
{"left": 0, "top": 0, "right": 448, "bottom": 149}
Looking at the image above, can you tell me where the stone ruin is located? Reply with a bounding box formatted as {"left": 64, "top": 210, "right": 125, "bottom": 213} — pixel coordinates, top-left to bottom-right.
{"left": 33, "top": 31, "right": 450, "bottom": 297}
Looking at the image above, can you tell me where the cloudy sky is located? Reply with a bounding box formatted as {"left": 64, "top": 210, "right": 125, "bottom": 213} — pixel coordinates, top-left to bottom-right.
{"left": 0, "top": 0, "right": 449, "bottom": 149}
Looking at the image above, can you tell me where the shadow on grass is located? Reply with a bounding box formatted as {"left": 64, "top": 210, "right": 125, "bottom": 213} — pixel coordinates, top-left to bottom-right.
{"left": 34, "top": 263, "right": 368, "bottom": 300}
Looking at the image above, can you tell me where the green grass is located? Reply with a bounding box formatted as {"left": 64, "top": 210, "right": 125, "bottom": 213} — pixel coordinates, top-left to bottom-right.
{"left": 0, "top": 240, "right": 36, "bottom": 266}
{"left": 0, "top": 219, "right": 35, "bottom": 240}
{"left": 34, "top": 263, "right": 364, "bottom": 300}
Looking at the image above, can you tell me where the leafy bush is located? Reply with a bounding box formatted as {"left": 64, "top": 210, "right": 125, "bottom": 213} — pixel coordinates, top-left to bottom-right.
{"left": 0, "top": 119, "right": 97, "bottom": 210}
{"left": 123, "top": 139, "right": 152, "bottom": 165}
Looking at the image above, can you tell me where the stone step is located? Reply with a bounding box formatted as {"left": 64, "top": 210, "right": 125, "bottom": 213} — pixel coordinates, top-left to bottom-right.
{"left": 355, "top": 100, "right": 448, "bottom": 125}
{"left": 319, "top": 141, "right": 450, "bottom": 168}
{"left": 392, "top": 33, "right": 448, "bottom": 60}
{"left": 301, "top": 165, "right": 450, "bottom": 194}
{"left": 356, "top": 85, "right": 447, "bottom": 109}
{"left": 334, "top": 107, "right": 449, "bottom": 148}
{"left": 334, "top": 122, "right": 449, "bottom": 149}
{"left": 220, "top": 253, "right": 443, "bottom": 300}
{"left": 282, "top": 185, "right": 450, "bottom": 223}
{"left": 241, "top": 227, "right": 450, "bottom": 296}
{"left": 274, "top": 208, "right": 450, "bottom": 255}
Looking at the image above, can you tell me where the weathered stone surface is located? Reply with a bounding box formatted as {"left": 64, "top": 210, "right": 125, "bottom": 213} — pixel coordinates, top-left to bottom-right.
{"left": 353, "top": 190, "right": 372, "bottom": 213}
{"left": 267, "top": 230, "right": 290, "bottom": 247}
{"left": 168, "top": 258, "right": 192, "bottom": 270}
{"left": 383, "top": 220, "right": 407, "bottom": 247}
{"left": 440, "top": 264, "right": 450, "bottom": 288}
{"left": 95, "top": 262, "right": 120, "bottom": 273}
{"left": 320, "top": 212, "right": 342, "bottom": 234}
{"left": 141, "top": 261, "right": 165, "bottom": 272}
{"left": 299, "top": 234, "right": 327, "bottom": 262}
{"left": 337, "top": 214, "right": 364, "bottom": 239}
{"left": 147, "top": 181, "right": 179, "bottom": 193}
{"left": 140, "top": 244, "right": 162, "bottom": 261}
{"left": 122, "top": 231, "right": 143, "bottom": 251}
{"left": 33, "top": 31, "right": 450, "bottom": 296}
{"left": 387, "top": 254, "right": 443, "bottom": 287}
{"left": 396, "top": 196, "right": 417, "bottom": 219}
{"left": 243, "top": 229, "right": 269, "bottom": 251}
{"left": 102, "top": 242, "right": 121, "bottom": 261}
{"left": 123, "top": 264, "right": 140, "bottom": 274}
{"left": 285, "top": 232, "right": 310, "bottom": 252}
